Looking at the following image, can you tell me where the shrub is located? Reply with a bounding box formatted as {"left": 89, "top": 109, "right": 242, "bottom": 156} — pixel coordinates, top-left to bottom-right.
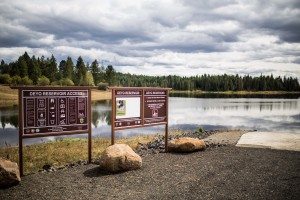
{"left": 78, "top": 72, "right": 95, "bottom": 86}
{"left": 196, "top": 127, "right": 204, "bottom": 133}
{"left": 0, "top": 74, "right": 12, "bottom": 84}
{"left": 37, "top": 76, "right": 50, "bottom": 86}
{"left": 97, "top": 82, "right": 108, "bottom": 90}
{"left": 11, "top": 75, "right": 21, "bottom": 85}
{"left": 20, "top": 76, "right": 33, "bottom": 85}
{"left": 52, "top": 78, "right": 75, "bottom": 86}
{"left": 50, "top": 81, "right": 59, "bottom": 86}
{"left": 61, "top": 78, "right": 74, "bottom": 86}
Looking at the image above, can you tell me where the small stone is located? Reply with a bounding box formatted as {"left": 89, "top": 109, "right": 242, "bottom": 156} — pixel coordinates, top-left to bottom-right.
{"left": 57, "top": 166, "right": 65, "bottom": 170}
{"left": 42, "top": 163, "right": 52, "bottom": 171}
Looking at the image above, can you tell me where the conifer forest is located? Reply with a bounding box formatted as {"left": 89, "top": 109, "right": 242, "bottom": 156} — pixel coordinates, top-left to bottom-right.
{"left": 1, "top": 52, "right": 299, "bottom": 91}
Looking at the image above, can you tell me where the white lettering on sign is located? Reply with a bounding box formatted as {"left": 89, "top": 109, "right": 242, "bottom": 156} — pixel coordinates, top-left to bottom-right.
{"left": 145, "top": 91, "right": 166, "bottom": 95}
{"left": 42, "top": 91, "right": 67, "bottom": 96}
{"left": 116, "top": 91, "right": 141, "bottom": 95}
{"left": 67, "top": 91, "right": 83, "bottom": 96}
{"left": 30, "top": 92, "right": 42, "bottom": 96}
{"left": 27, "top": 91, "right": 85, "bottom": 97}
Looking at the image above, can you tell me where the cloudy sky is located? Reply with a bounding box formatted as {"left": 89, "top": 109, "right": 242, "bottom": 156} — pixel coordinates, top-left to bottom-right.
{"left": 0, "top": 0, "right": 300, "bottom": 78}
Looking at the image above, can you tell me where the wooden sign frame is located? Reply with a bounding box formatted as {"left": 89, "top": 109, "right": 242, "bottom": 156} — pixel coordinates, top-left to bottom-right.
{"left": 11, "top": 86, "right": 96, "bottom": 176}
{"left": 109, "top": 87, "right": 172, "bottom": 151}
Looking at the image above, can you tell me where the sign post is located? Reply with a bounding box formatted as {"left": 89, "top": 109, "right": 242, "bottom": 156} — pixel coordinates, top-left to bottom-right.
{"left": 11, "top": 86, "right": 95, "bottom": 176}
{"left": 110, "top": 87, "right": 172, "bottom": 151}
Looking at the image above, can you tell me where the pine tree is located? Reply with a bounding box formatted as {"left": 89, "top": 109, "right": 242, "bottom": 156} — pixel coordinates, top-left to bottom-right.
{"left": 75, "top": 56, "right": 87, "bottom": 86}
{"left": 105, "top": 65, "right": 116, "bottom": 86}
{"left": 28, "top": 56, "right": 41, "bottom": 84}
{"left": 46, "top": 54, "right": 58, "bottom": 82}
{"left": 91, "top": 59, "right": 100, "bottom": 85}
{"left": 17, "top": 56, "right": 28, "bottom": 77}
{"left": 58, "top": 60, "right": 66, "bottom": 81}
{"left": 65, "top": 56, "right": 74, "bottom": 80}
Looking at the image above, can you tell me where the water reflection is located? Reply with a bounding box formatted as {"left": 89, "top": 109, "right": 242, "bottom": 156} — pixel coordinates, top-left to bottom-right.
{"left": 91, "top": 100, "right": 111, "bottom": 127}
{"left": 168, "top": 98, "right": 300, "bottom": 133}
{"left": 0, "top": 107, "right": 18, "bottom": 129}
{"left": 170, "top": 92, "right": 300, "bottom": 99}
{"left": 0, "top": 96, "right": 299, "bottom": 147}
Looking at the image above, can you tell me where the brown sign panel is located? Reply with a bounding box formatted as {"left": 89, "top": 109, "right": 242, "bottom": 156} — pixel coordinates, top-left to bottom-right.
{"left": 114, "top": 90, "right": 142, "bottom": 129}
{"left": 111, "top": 88, "right": 170, "bottom": 130}
{"left": 22, "top": 90, "right": 89, "bottom": 136}
{"left": 144, "top": 90, "right": 167, "bottom": 124}
{"left": 11, "top": 86, "right": 94, "bottom": 176}
{"left": 110, "top": 87, "right": 171, "bottom": 149}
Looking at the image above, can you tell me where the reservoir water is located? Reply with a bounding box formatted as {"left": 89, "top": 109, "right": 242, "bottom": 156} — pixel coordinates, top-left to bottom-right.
{"left": 1, "top": 95, "right": 299, "bottom": 147}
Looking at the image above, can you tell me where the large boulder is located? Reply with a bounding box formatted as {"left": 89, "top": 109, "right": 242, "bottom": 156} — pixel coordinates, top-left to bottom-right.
{"left": 168, "top": 137, "right": 206, "bottom": 153}
{"left": 0, "top": 159, "right": 21, "bottom": 188}
{"left": 99, "top": 144, "right": 142, "bottom": 173}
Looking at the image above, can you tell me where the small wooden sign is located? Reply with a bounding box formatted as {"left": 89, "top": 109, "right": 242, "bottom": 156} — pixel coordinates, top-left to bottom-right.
{"left": 109, "top": 87, "right": 172, "bottom": 151}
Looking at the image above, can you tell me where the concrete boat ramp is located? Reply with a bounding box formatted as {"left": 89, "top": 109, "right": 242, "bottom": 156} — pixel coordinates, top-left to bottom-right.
{"left": 236, "top": 131, "right": 300, "bottom": 151}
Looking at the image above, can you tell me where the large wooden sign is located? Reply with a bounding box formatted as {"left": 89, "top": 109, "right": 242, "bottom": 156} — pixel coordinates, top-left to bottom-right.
{"left": 110, "top": 87, "right": 172, "bottom": 150}
{"left": 11, "top": 86, "right": 95, "bottom": 176}
{"left": 22, "top": 90, "right": 89, "bottom": 136}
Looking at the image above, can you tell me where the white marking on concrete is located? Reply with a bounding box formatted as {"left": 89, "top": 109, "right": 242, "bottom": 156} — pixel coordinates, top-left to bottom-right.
{"left": 236, "top": 132, "right": 300, "bottom": 151}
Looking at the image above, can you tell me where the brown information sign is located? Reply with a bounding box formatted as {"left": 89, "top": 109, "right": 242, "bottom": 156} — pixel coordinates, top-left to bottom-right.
{"left": 110, "top": 87, "right": 172, "bottom": 150}
{"left": 144, "top": 90, "right": 167, "bottom": 125}
{"left": 11, "top": 86, "right": 95, "bottom": 176}
{"left": 22, "top": 90, "right": 88, "bottom": 136}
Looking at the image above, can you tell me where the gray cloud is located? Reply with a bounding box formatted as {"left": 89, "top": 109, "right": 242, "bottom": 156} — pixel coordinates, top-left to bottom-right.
{"left": 0, "top": 0, "right": 299, "bottom": 78}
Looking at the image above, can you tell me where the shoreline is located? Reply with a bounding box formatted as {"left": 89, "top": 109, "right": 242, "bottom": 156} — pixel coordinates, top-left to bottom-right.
{"left": 1, "top": 85, "right": 299, "bottom": 108}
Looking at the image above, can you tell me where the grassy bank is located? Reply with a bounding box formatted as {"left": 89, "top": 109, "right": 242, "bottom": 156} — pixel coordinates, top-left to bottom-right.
{"left": 91, "top": 89, "right": 111, "bottom": 100}
{"left": 0, "top": 85, "right": 18, "bottom": 108}
{"left": 0, "top": 135, "right": 157, "bottom": 175}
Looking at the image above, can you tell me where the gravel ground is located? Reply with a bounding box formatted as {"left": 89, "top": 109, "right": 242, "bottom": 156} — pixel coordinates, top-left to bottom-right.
{"left": 1, "top": 131, "right": 299, "bottom": 200}
{"left": 204, "top": 130, "right": 249, "bottom": 146}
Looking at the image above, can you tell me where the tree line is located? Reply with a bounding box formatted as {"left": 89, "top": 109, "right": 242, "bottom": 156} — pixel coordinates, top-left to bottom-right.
{"left": 1, "top": 52, "right": 299, "bottom": 91}
{"left": 0, "top": 52, "right": 115, "bottom": 87}
{"left": 115, "top": 73, "right": 300, "bottom": 91}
